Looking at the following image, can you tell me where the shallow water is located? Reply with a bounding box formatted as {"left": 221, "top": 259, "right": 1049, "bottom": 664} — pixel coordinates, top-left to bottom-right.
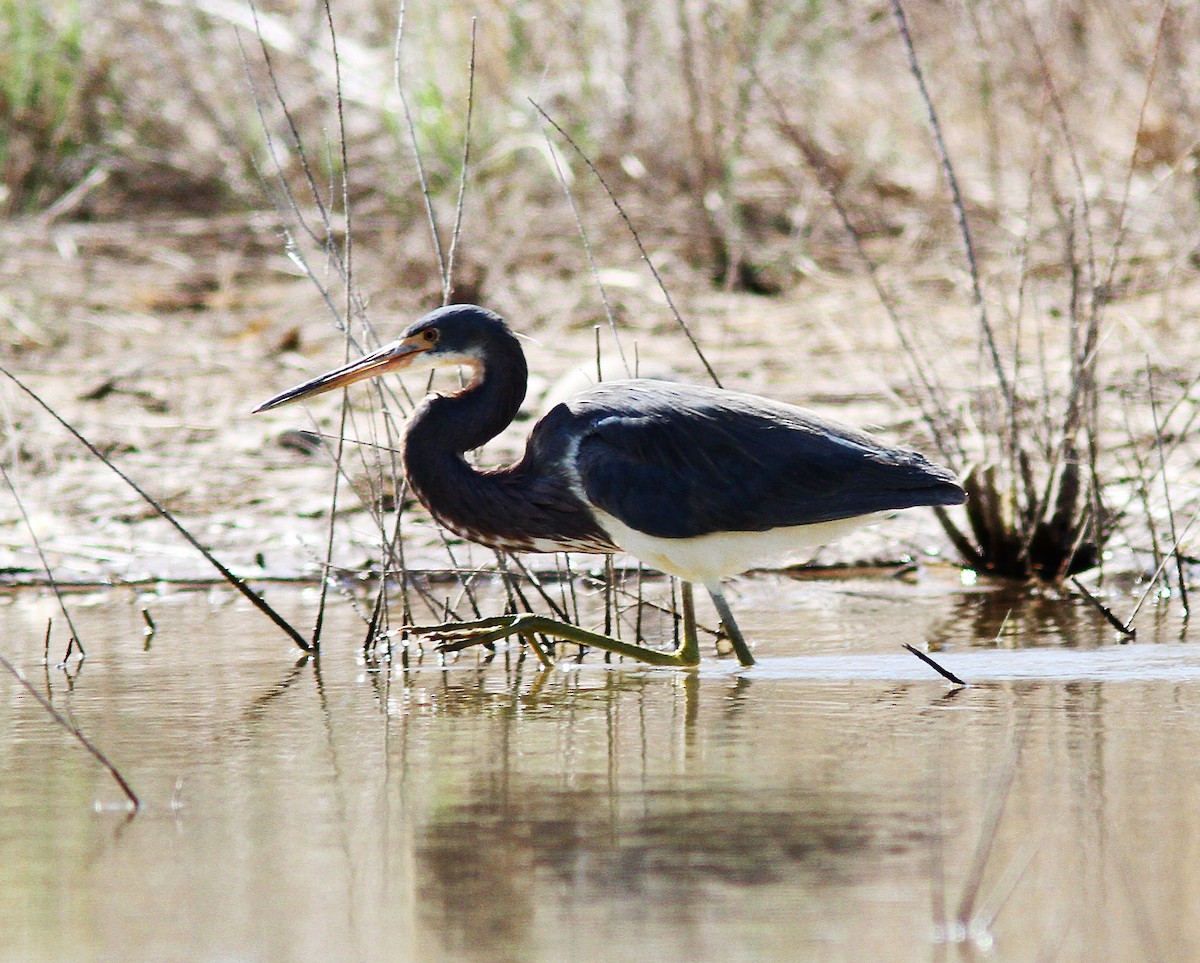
{"left": 1, "top": 572, "right": 1197, "bottom": 962}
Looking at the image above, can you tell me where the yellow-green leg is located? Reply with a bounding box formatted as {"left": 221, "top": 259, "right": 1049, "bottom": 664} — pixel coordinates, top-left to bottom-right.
{"left": 408, "top": 582, "right": 703, "bottom": 668}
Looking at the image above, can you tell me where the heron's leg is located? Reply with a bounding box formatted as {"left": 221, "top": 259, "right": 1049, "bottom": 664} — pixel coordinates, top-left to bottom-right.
{"left": 406, "top": 598, "right": 702, "bottom": 668}
{"left": 705, "top": 583, "right": 756, "bottom": 667}
{"left": 677, "top": 581, "right": 701, "bottom": 665}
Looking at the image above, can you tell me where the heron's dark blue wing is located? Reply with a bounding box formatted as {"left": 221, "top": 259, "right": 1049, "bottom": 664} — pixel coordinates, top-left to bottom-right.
{"left": 560, "top": 381, "right": 963, "bottom": 539}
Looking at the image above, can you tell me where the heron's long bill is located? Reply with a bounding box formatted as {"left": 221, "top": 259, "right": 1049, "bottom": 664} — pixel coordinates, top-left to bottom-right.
{"left": 253, "top": 335, "right": 428, "bottom": 412}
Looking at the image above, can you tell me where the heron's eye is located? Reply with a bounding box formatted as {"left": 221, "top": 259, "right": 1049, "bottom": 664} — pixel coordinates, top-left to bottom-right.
{"left": 422, "top": 328, "right": 439, "bottom": 345}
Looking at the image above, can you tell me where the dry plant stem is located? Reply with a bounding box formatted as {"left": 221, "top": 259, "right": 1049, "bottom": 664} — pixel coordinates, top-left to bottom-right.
{"left": 361, "top": 586, "right": 388, "bottom": 659}
{"left": 393, "top": 0, "right": 446, "bottom": 280}
{"left": 1101, "top": 0, "right": 1172, "bottom": 298}
{"left": 530, "top": 99, "right": 722, "bottom": 389}
{"left": 310, "top": 0, "right": 355, "bottom": 652}
{"left": 1148, "top": 368, "right": 1189, "bottom": 614}
{"left": 754, "top": 73, "right": 959, "bottom": 466}
{"left": 506, "top": 555, "right": 572, "bottom": 623}
{"left": 561, "top": 553, "right": 582, "bottom": 627}
{"left": 0, "top": 460, "right": 85, "bottom": 657}
{"left": 310, "top": 399, "right": 350, "bottom": 652}
{"left": 0, "top": 652, "right": 139, "bottom": 811}
{"left": 960, "top": 2, "right": 1002, "bottom": 208}
{"left": 443, "top": 18, "right": 477, "bottom": 305}
{"left": 603, "top": 556, "right": 615, "bottom": 639}
{"left": 1156, "top": 369, "right": 1200, "bottom": 465}
{"left": 1020, "top": 11, "right": 1098, "bottom": 297}
{"left": 1120, "top": 397, "right": 1164, "bottom": 577}
{"left": 241, "top": 7, "right": 373, "bottom": 343}
{"left": 673, "top": 0, "right": 722, "bottom": 275}
{"left": 889, "top": 0, "right": 1012, "bottom": 414}
{"left": 1070, "top": 578, "right": 1135, "bottom": 639}
{"left": 1125, "top": 495, "right": 1200, "bottom": 627}
{"left": 0, "top": 365, "right": 312, "bottom": 653}
{"left": 902, "top": 643, "right": 967, "bottom": 687}
{"left": 364, "top": 411, "right": 411, "bottom": 634}
{"left": 244, "top": 2, "right": 336, "bottom": 258}
{"left": 237, "top": 37, "right": 355, "bottom": 339}
{"left": 539, "top": 119, "right": 631, "bottom": 375}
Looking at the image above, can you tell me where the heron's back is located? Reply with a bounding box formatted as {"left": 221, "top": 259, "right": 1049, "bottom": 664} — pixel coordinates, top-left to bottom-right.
{"left": 534, "top": 379, "right": 964, "bottom": 542}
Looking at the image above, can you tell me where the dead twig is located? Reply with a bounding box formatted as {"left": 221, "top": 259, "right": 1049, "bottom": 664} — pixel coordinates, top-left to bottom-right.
{"left": 310, "top": 0, "right": 355, "bottom": 654}
{"left": 1070, "top": 578, "right": 1135, "bottom": 639}
{"left": 903, "top": 643, "right": 967, "bottom": 687}
{"left": 393, "top": 0, "right": 446, "bottom": 281}
{"left": 889, "top": 0, "right": 1012, "bottom": 415}
{"left": 1148, "top": 366, "right": 1189, "bottom": 616}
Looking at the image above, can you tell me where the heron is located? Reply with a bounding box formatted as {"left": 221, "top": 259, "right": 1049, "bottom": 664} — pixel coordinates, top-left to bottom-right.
{"left": 255, "top": 304, "right": 965, "bottom": 668}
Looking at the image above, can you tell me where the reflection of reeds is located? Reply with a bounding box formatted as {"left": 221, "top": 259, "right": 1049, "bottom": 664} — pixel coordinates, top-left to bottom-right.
{"left": 0, "top": 651, "right": 140, "bottom": 811}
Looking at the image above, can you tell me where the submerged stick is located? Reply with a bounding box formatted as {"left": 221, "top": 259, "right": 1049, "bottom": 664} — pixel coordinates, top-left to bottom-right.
{"left": 0, "top": 364, "right": 313, "bottom": 653}
{"left": 1070, "top": 578, "right": 1135, "bottom": 639}
{"left": 903, "top": 643, "right": 967, "bottom": 687}
{"left": 0, "top": 652, "right": 139, "bottom": 811}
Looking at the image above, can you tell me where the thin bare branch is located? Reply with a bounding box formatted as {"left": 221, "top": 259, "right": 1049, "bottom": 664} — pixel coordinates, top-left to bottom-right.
{"left": 903, "top": 643, "right": 967, "bottom": 686}
{"left": 1102, "top": 0, "right": 1171, "bottom": 298}
{"left": 393, "top": 0, "right": 447, "bottom": 280}
{"left": 0, "top": 459, "right": 85, "bottom": 656}
{"left": 530, "top": 98, "right": 722, "bottom": 388}
{"left": 0, "top": 364, "right": 312, "bottom": 653}
{"left": 889, "top": 0, "right": 1012, "bottom": 413}
{"left": 444, "top": 17, "right": 478, "bottom": 305}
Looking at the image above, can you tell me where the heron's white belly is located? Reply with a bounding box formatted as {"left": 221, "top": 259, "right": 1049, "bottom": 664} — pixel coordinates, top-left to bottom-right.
{"left": 591, "top": 510, "right": 882, "bottom": 584}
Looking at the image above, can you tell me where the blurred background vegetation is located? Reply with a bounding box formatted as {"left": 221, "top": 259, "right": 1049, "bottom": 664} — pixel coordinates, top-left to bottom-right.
{"left": 4, "top": 0, "right": 1196, "bottom": 277}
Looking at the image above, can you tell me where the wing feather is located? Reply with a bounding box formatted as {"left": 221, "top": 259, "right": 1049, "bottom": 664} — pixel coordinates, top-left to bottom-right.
{"left": 559, "top": 381, "right": 963, "bottom": 539}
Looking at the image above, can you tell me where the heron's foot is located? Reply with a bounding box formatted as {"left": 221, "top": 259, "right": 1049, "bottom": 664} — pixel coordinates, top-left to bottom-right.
{"left": 403, "top": 612, "right": 700, "bottom": 669}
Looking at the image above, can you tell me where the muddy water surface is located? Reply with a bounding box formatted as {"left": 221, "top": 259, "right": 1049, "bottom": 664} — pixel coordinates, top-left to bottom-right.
{"left": 1, "top": 572, "right": 1197, "bottom": 962}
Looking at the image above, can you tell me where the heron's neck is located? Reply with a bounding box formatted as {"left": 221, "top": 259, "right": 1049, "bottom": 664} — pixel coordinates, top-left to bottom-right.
{"left": 404, "top": 335, "right": 527, "bottom": 465}
{"left": 400, "top": 333, "right": 612, "bottom": 553}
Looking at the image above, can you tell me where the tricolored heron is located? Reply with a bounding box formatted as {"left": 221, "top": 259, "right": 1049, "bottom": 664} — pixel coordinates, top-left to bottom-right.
{"left": 255, "top": 304, "right": 965, "bottom": 668}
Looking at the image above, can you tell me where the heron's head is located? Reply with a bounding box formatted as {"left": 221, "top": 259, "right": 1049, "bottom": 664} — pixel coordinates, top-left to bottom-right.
{"left": 253, "top": 304, "right": 514, "bottom": 412}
